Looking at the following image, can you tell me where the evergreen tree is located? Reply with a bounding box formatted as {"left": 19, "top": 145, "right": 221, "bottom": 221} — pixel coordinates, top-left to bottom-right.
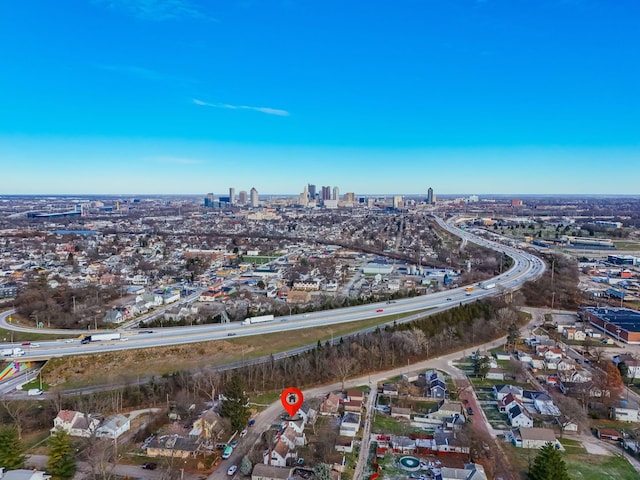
{"left": 527, "top": 443, "right": 569, "bottom": 480}
{"left": 0, "top": 427, "right": 26, "bottom": 470}
{"left": 220, "top": 374, "right": 250, "bottom": 432}
{"left": 47, "top": 431, "right": 76, "bottom": 480}
{"left": 313, "top": 463, "right": 333, "bottom": 480}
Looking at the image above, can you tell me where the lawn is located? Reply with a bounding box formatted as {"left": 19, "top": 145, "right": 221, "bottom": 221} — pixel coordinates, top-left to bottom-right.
{"left": 565, "top": 454, "right": 639, "bottom": 480}
{"left": 558, "top": 437, "right": 587, "bottom": 455}
{"left": 371, "top": 412, "right": 415, "bottom": 436}
{"left": 505, "top": 443, "right": 638, "bottom": 480}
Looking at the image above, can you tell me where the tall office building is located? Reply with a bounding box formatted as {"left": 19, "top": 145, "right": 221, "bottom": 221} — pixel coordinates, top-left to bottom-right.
{"left": 308, "top": 184, "right": 316, "bottom": 200}
{"left": 238, "top": 190, "right": 248, "bottom": 205}
{"left": 332, "top": 186, "right": 340, "bottom": 201}
{"left": 204, "top": 192, "right": 214, "bottom": 207}
{"left": 427, "top": 187, "right": 435, "bottom": 205}
{"left": 393, "top": 196, "right": 403, "bottom": 209}
{"left": 250, "top": 187, "right": 259, "bottom": 207}
{"left": 344, "top": 192, "right": 355, "bottom": 203}
{"left": 229, "top": 187, "right": 236, "bottom": 205}
{"left": 322, "top": 186, "right": 331, "bottom": 201}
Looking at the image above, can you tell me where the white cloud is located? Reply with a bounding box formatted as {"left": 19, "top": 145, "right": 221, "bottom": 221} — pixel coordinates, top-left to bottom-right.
{"left": 94, "top": 0, "right": 214, "bottom": 21}
{"left": 193, "top": 98, "right": 290, "bottom": 117}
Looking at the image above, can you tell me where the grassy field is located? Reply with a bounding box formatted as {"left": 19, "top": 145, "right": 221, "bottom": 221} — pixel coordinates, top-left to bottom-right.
{"left": 505, "top": 442, "right": 638, "bottom": 480}
{"left": 613, "top": 241, "right": 640, "bottom": 251}
{"left": 39, "top": 310, "right": 423, "bottom": 388}
{"left": 558, "top": 437, "right": 588, "bottom": 455}
{"left": 565, "top": 454, "right": 639, "bottom": 480}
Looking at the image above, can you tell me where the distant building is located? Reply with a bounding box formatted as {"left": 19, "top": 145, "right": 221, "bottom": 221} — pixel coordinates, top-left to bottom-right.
{"left": 426, "top": 187, "right": 436, "bottom": 204}
{"left": 250, "top": 188, "right": 259, "bottom": 207}
{"left": 229, "top": 187, "right": 236, "bottom": 205}
{"left": 322, "top": 186, "right": 331, "bottom": 201}
{"left": 332, "top": 186, "right": 339, "bottom": 200}
{"left": 307, "top": 183, "right": 316, "bottom": 200}
{"left": 393, "top": 196, "right": 403, "bottom": 209}
{"left": 512, "top": 199, "right": 523, "bottom": 207}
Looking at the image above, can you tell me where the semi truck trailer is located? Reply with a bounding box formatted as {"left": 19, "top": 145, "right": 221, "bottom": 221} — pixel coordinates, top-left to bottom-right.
{"left": 241, "top": 314, "right": 274, "bottom": 325}
{"left": 81, "top": 332, "right": 121, "bottom": 344}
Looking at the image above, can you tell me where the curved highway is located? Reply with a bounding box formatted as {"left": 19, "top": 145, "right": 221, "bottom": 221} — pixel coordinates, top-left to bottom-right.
{"left": 0, "top": 216, "right": 545, "bottom": 361}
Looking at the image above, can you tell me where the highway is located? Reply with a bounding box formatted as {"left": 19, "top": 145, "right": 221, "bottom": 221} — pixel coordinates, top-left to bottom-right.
{"left": 0, "top": 216, "right": 546, "bottom": 362}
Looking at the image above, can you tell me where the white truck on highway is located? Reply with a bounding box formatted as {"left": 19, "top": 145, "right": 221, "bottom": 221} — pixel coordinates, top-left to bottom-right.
{"left": 80, "top": 332, "right": 121, "bottom": 344}
{"left": 481, "top": 282, "right": 496, "bottom": 290}
{"left": 242, "top": 314, "right": 274, "bottom": 325}
{"left": 1, "top": 347, "right": 25, "bottom": 357}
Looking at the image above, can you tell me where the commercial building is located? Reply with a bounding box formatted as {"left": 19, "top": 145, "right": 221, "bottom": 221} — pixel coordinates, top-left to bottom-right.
{"left": 580, "top": 307, "right": 640, "bottom": 344}
{"left": 250, "top": 188, "right": 259, "bottom": 207}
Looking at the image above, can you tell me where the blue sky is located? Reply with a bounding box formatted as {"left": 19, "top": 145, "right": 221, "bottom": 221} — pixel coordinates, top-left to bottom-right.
{"left": 1, "top": 0, "right": 638, "bottom": 195}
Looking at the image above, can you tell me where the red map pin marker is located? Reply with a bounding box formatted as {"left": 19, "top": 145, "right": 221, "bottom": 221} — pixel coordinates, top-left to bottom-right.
{"left": 281, "top": 387, "right": 304, "bottom": 418}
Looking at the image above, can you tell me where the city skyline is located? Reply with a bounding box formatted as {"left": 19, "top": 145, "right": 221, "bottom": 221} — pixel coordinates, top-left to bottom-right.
{"left": 1, "top": 0, "right": 639, "bottom": 195}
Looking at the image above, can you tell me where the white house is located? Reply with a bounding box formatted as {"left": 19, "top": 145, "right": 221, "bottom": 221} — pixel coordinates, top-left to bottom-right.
{"left": 51, "top": 410, "right": 100, "bottom": 438}
{"left": 612, "top": 403, "right": 640, "bottom": 423}
{"left": 510, "top": 427, "right": 561, "bottom": 449}
{"left": 340, "top": 412, "right": 361, "bottom": 437}
{"left": 264, "top": 438, "right": 297, "bottom": 467}
{"left": 95, "top": 414, "right": 130, "bottom": 439}
{"left": 507, "top": 404, "right": 534, "bottom": 428}
{"left": 494, "top": 385, "right": 524, "bottom": 402}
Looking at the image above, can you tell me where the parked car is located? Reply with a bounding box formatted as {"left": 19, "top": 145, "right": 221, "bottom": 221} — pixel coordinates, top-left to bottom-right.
{"left": 467, "top": 407, "right": 474, "bottom": 415}
{"left": 248, "top": 419, "right": 256, "bottom": 427}
{"left": 227, "top": 465, "right": 237, "bottom": 476}
{"left": 240, "top": 429, "right": 247, "bottom": 437}
{"left": 230, "top": 440, "right": 239, "bottom": 448}
{"left": 142, "top": 463, "right": 157, "bottom": 470}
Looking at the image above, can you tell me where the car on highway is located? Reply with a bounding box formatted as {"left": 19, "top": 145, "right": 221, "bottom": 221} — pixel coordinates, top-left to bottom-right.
{"left": 227, "top": 332, "right": 237, "bottom": 336}
{"left": 446, "top": 298, "right": 452, "bottom": 301}
{"left": 64, "top": 339, "right": 75, "bottom": 343}
{"left": 227, "top": 465, "right": 237, "bottom": 476}
{"left": 142, "top": 463, "right": 157, "bottom": 470}
{"left": 376, "top": 309, "right": 384, "bottom": 313}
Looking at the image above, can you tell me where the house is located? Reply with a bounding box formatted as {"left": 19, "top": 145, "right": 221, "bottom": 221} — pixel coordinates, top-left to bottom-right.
{"left": 190, "top": 409, "right": 226, "bottom": 440}
{"left": 335, "top": 436, "right": 354, "bottom": 453}
{"left": 382, "top": 383, "right": 398, "bottom": 396}
{"left": 507, "top": 404, "right": 534, "bottom": 428}
{"left": 0, "top": 469, "right": 51, "bottom": 480}
{"left": 440, "top": 463, "right": 488, "bottom": 480}
{"left": 251, "top": 464, "right": 292, "bottom": 480}
{"left": 596, "top": 428, "right": 623, "bottom": 442}
{"left": 102, "top": 310, "right": 124, "bottom": 324}
{"left": 264, "top": 438, "right": 297, "bottom": 467}
{"left": 486, "top": 368, "right": 505, "bottom": 381}
{"left": 493, "top": 385, "right": 524, "bottom": 401}
{"left": 320, "top": 392, "right": 340, "bottom": 415}
{"left": 556, "top": 417, "right": 579, "bottom": 433}
{"left": 498, "top": 394, "right": 522, "bottom": 413}
{"left": 611, "top": 402, "right": 640, "bottom": 423}
{"left": 51, "top": 410, "right": 100, "bottom": 438}
{"left": 340, "top": 412, "right": 361, "bottom": 437}
{"left": 495, "top": 351, "right": 511, "bottom": 361}
{"left": 344, "top": 399, "right": 363, "bottom": 412}
{"left": 428, "top": 381, "right": 448, "bottom": 399}
{"left": 95, "top": 414, "right": 130, "bottom": 439}
{"left": 510, "top": 427, "right": 560, "bottom": 449}
{"left": 346, "top": 390, "right": 364, "bottom": 402}
{"left": 146, "top": 434, "right": 200, "bottom": 458}
{"left": 390, "top": 407, "right": 412, "bottom": 420}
